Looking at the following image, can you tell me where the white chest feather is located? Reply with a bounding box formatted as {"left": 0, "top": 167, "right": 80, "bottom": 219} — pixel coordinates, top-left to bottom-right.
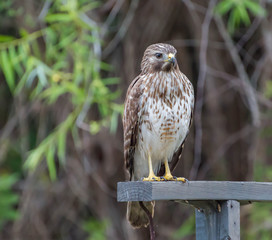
{"left": 133, "top": 71, "right": 194, "bottom": 177}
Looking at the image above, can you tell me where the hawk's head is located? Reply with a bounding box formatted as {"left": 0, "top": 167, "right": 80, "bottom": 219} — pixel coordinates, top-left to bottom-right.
{"left": 141, "top": 43, "right": 178, "bottom": 73}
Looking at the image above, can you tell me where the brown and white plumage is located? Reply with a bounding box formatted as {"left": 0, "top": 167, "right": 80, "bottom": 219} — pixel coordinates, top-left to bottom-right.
{"left": 123, "top": 43, "right": 194, "bottom": 228}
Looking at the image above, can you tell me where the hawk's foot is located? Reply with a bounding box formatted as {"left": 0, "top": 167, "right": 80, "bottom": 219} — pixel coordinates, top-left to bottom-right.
{"left": 161, "top": 174, "right": 187, "bottom": 182}
{"left": 143, "top": 174, "right": 162, "bottom": 181}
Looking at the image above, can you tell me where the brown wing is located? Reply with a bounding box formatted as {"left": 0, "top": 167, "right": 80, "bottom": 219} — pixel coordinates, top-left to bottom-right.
{"left": 167, "top": 77, "right": 195, "bottom": 175}
{"left": 169, "top": 110, "right": 194, "bottom": 172}
{"left": 123, "top": 75, "right": 143, "bottom": 180}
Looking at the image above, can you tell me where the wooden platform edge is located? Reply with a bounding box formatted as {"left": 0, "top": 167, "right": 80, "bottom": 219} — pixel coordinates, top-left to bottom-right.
{"left": 117, "top": 181, "right": 272, "bottom": 202}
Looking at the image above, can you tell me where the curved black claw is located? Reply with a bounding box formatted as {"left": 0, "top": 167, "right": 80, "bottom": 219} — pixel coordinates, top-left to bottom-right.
{"left": 160, "top": 177, "right": 166, "bottom": 181}
{"left": 173, "top": 176, "right": 188, "bottom": 183}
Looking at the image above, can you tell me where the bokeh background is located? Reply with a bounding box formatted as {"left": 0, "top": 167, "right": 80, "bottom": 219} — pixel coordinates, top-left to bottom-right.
{"left": 1, "top": 0, "right": 272, "bottom": 239}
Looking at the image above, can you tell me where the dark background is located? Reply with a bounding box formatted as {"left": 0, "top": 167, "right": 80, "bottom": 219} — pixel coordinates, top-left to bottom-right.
{"left": 0, "top": 0, "right": 272, "bottom": 239}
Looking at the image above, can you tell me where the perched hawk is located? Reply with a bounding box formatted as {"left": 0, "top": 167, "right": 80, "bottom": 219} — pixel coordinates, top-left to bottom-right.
{"left": 123, "top": 43, "right": 194, "bottom": 228}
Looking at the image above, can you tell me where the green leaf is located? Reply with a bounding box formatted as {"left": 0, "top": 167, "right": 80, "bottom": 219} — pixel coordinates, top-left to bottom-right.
{"left": 36, "top": 65, "right": 48, "bottom": 87}
{"left": 0, "top": 207, "right": 19, "bottom": 222}
{"left": 25, "top": 148, "right": 44, "bottom": 171}
{"left": 110, "top": 111, "right": 118, "bottom": 133}
{"left": 237, "top": 5, "right": 251, "bottom": 26}
{"left": 90, "top": 121, "right": 101, "bottom": 135}
{"left": 0, "top": 193, "right": 19, "bottom": 206}
{"left": 264, "top": 80, "right": 272, "bottom": 98}
{"left": 45, "top": 13, "right": 72, "bottom": 23}
{"left": 228, "top": 7, "right": 240, "bottom": 34}
{"left": 244, "top": 0, "right": 266, "bottom": 17}
{"left": 172, "top": 215, "right": 195, "bottom": 239}
{"left": 0, "top": 50, "right": 15, "bottom": 92}
{"left": 102, "top": 77, "right": 120, "bottom": 85}
{"left": 214, "top": 0, "right": 234, "bottom": 15}
{"left": 0, "top": 35, "right": 15, "bottom": 42}
{"left": 46, "top": 146, "right": 57, "bottom": 181}
{"left": 0, "top": 175, "right": 18, "bottom": 191}
{"left": 9, "top": 46, "right": 24, "bottom": 76}
{"left": 57, "top": 132, "right": 66, "bottom": 165}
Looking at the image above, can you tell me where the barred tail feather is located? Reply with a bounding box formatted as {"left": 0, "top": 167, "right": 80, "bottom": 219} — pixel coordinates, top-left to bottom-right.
{"left": 127, "top": 201, "right": 155, "bottom": 228}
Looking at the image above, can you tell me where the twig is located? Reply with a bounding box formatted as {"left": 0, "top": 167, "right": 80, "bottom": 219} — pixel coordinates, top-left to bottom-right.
{"left": 214, "top": 16, "right": 260, "bottom": 127}
{"left": 236, "top": 18, "right": 262, "bottom": 51}
{"left": 102, "top": 0, "right": 139, "bottom": 58}
{"left": 101, "top": 0, "right": 124, "bottom": 38}
{"left": 139, "top": 201, "right": 155, "bottom": 240}
{"left": 200, "top": 125, "right": 253, "bottom": 178}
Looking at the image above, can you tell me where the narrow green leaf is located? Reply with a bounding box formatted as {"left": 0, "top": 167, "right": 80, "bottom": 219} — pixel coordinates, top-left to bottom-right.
{"left": 110, "top": 111, "right": 118, "bottom": 133}
{"left": 214, "top": 0, "right": 234, "bottom": 15}
{"left": 46, "top": 146, "right": 57, "bottom": 181}
{"left": 228, "top": 7, "right": 240, "bottom": 34}
{"left": 9, "top": 46, "right": 23, "bottom": 76}
{"left": 237, "top": 5, "right": 251, "bottom": 25}
{"left": 36, "top": 65, "right": 48, "bottom": 87}
{"left": 0, "top": 50, "right": 15, "bottom": 92}
{"left": 244, "top": 0, "right": 266, "bottom": 17}
{"left": 25, "top": 148, "right": 44, "bottom": 171}
{"left": 57, "top": 132, "right": 66, "bottom": 165}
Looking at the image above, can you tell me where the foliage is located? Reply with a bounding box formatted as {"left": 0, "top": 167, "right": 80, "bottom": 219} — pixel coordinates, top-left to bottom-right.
{"left": 0, "top": 174, "right": 19, "bottom": 229}
{"left": 82, "top": 218, "right": 108, "bottom": 240}
{"left": 264, "top": 80, "right": 272, "bottom": 99}
{"left": 172, "top": 214, "right": 195, "bottom": 239}
{"left": 243, "top": 163, "right": 272, "bottom": 240}
{"left": 0, "top": 0, "right": 122, "bottom": 180}
{"left": 214, "top": 0, "right": 266, "bottom": 34}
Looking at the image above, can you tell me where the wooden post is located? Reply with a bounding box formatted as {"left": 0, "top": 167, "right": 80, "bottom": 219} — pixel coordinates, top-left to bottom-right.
{"left": 195, "top": 200, "right": 240, "bottom": 240}
{"left": 117, "top": 181, "right": 272, "bottom": 239}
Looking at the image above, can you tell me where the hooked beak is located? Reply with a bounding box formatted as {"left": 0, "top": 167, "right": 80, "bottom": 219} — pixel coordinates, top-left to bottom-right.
{"left": 165, "top": 53, "right": 176, "bottom": 66}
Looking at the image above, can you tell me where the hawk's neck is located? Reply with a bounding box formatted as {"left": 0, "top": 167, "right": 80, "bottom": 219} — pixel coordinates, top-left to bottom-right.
{"left": 143, "top": 70, "right": 185, "bottom": 100}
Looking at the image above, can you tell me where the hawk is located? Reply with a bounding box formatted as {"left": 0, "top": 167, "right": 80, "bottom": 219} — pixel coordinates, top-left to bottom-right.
{"left": 123, "top": 43, "right": 194, "bottom": 228}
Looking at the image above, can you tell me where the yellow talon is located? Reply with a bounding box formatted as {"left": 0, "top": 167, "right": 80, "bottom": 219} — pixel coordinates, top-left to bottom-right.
{"left": 163, "top": 159, "right": 187, "bottom": 182}
{"left": 143, "top": 175, "right": 162, "bottom": 181}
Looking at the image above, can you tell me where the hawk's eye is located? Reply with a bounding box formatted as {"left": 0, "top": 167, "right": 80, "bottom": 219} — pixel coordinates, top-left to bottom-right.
{"left": 155, "top": 53, "right": 162, "bottom": 59}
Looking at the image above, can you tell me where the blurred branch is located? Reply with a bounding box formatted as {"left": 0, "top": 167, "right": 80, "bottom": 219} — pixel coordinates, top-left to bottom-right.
{"left": 101, "top": 0, "right": 124, "bottom": 37}
{"left": 102, "top": 0, "right": 139, "bottom": 58}
{"left": 236, "top": 18, "right": 262, "bottom": 51}
{"left": 199, "top": 125, "right": 253, "bottom": 178}
{"left": 214, "top": 16, "right": 260, "bottom": 127}
{"left": 170, "top": 39, "right": 226, "bottom": 49}
{"left": 189, "top": 0, "right": 217, "bottom": 180}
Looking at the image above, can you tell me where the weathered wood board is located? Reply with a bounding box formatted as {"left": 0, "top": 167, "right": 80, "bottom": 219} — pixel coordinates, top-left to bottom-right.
{"left": 117, "top": 181, "right": 272, "bottom": 202}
